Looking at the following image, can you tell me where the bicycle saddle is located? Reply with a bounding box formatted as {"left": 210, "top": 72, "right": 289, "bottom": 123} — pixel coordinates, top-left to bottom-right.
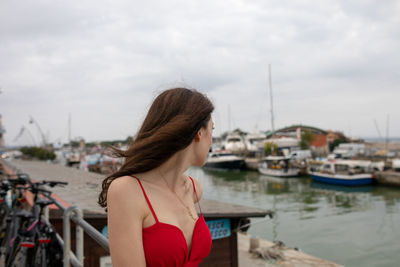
{"left": 35, "top": 198, "right": 54, "bottom": 208}
{"left": 15, "top": 209, "right": 34, "bottom": 219}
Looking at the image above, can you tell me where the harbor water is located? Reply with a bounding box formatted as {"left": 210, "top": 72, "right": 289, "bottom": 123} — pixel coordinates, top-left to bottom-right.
{"left": 187, "top": 167, "right": 400, "bottom": 267}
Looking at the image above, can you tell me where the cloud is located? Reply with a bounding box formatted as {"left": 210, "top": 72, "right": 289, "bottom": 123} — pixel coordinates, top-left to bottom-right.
{"left": 1, "top": 0, "right": 399, "bottom": 145}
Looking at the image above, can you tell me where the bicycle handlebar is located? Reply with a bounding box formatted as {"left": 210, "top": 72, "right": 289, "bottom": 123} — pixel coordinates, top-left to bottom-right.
{"left": 41, "top": 180, "right": 68, "bottom": 187}
{"left": 1, "top": 173, "right": 67, "bottom": 198}
{"left": 7, "top": 177, "right": 28, "bottom": 186}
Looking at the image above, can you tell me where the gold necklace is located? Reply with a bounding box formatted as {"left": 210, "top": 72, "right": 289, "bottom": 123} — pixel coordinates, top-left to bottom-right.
{"left": 159, "top": 172, "right": 197, "bottom": 221}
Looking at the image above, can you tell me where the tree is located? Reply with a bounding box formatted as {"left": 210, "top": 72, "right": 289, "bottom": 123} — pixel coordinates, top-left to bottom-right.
{"left": 300, "top": 129, "right": 314, "bottom": 149}
{"left": 329, "top": 138, "right": 348, "bottom": 152}
{"left": 20, "top": 147, "right": 56, "bottom": 161}
{"left": 125, "top": 136, "right": 133, "bottom": 145}
{"left": 264, "top": 142, "right": 278, "bottom": 156}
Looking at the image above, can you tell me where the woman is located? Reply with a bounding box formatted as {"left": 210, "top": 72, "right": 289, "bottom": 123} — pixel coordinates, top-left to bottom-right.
{"left": 98, "top": 87, "right": 214, "bottom": 267}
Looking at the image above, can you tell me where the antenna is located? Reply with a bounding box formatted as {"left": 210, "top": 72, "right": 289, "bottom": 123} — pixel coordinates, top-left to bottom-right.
{"left": 373, "top": 119, "right": 382, "bottom": 139}
{"left": 268, "top": 64, "right": 275, "bottom": 134}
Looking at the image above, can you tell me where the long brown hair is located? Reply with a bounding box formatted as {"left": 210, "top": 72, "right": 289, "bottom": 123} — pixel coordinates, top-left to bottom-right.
{"left": 98, "top": 87, "right": 214, "bottom": 209}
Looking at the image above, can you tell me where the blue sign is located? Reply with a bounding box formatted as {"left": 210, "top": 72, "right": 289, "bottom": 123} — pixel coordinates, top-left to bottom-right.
{"left": 206, "top": 219, "right": 231, "bottom": 240}
{"left": 101, "top": 225, "right": 108, "bottom": 239}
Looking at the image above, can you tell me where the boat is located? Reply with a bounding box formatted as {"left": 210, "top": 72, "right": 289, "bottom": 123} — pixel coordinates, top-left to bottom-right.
{"left": 224, "top": 134, "right": 246, "bottom": 154}
{"left": 393, "top": 159, "right": 400, "bottom": 172}
{"left": 243, "top": 132, "right": 266, "bottom": 170}
{"left": 309, "top": 160, "right": 377, "bottom": 186}
{"left": 244, "top": 133, "right": 266, "bottom": 156}
{"left": 258, "top": 156, "right": 300, "bottom": 177}
{"left": 204, "top": 150, "right": 246, "bottom": 170}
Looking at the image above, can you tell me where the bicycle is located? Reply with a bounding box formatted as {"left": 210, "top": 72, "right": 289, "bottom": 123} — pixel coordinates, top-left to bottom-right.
{"left": 0, "top": 174, "right": 66, "bottom": 267}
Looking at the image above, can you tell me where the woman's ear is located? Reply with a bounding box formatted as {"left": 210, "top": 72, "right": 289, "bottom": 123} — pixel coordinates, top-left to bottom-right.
{"left": 194, "top": 130, "right": 202, "bottom": 142}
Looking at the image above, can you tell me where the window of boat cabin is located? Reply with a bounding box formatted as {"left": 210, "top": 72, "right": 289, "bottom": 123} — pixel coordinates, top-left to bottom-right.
{"left": 335, "top": 164, "right": 349, "bottom": 174}
{"left": 353, "top": 166, "right": 363, "bottom": 174}
{"left": 322, "top": 164, "right": 331, "bottom": 172}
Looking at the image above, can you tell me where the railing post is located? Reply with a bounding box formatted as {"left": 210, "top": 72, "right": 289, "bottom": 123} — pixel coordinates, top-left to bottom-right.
{"left": 63, "top": 206, "right": 74, "bottom": 267}
{"left": 63, "top": 206, "right": 84, "bottom": 267}
{"left": 74, "top": 208, "right": 84, "bottom": 264}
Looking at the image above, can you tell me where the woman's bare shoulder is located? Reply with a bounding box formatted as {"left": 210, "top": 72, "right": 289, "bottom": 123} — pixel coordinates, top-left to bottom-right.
{"left": 108, "top": 176, "right": 140, "bottom": 195}
{"left": 107, "top": 176, "right": 146, "bottom": 213}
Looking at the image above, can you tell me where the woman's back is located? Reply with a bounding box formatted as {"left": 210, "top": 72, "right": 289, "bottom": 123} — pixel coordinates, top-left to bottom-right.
{"left": 107, "top": 174, "right": 211, "bottom": 266}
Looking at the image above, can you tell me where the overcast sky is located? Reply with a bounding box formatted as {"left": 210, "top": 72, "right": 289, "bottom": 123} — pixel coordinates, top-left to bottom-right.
{"left": 1, "top": 0, "right": 399, "bottom": 146}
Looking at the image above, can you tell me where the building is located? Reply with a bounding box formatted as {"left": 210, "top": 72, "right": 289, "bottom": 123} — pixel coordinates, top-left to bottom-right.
{"left": 326, "top": 130, "right": 348, "bottom": 144}
{"left": 266, "top": 124, "right": 329, "bottom": 156}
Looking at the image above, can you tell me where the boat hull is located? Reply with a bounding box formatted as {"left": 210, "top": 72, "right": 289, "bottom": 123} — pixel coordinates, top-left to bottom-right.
{"left": 310, "top": 172, "right": 374, "bottom": 186}
{"left": 204, "top": 160, "right": 246, "bottom": 170}
{"left": 258, "top": 167, "right": 299, "bottom": 177}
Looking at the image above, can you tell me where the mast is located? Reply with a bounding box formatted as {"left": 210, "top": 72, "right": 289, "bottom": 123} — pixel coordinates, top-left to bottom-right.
{"left": 228, "top": 104, "right": 231, "bottom": 132}
{"left": 68, "top": 113, "right": 71, "bottom": 144}
{"left": 385, "top": 114, "right": 389, "bottom": 151}
{"left": 268, "top": 64, "right": 275, "bottom": 135}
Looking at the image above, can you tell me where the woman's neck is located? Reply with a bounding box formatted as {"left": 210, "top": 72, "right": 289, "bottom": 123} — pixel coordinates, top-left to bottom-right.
{"left": 155, "top": 148, "right": 192, "bottom": 190}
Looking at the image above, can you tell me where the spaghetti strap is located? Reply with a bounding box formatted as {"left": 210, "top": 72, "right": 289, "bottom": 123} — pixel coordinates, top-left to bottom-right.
{"left": 131, "top": 175, "right": 159, "bottom": 223}
{"left": 189, "top": 176, "right": 202, "bottom": 214}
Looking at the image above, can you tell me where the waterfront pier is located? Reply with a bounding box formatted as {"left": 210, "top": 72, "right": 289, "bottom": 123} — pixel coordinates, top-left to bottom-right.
{"left": 375, "top": 171, "right": 400, "bottom": 187}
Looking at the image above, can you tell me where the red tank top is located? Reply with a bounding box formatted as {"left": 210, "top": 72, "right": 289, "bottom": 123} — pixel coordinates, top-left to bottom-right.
{"left": 134, "top": 176, "right": 212, "bottom": 267}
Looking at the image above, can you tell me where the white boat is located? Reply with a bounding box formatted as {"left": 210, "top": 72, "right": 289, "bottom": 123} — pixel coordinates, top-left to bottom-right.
{"left": 204, "top": 150, "right": 246, "bottom": 170}
{"left": 332, "top": 143, "right": 365, "bottom": 158}
{"left": 64, "top": 150, "right": 81, "bottom": 167}
{"left": 258, "top": 156, "right": 300, "bottom": 177}
{"left": 392, "top": 159, "right": 400, "bottom": 172}
{"left": 309, "top": 159, "right": 379, "bottom": 186}
{"left": 260, "top": 137, "right": 300, "bottom": 157}
{"left": 244, "top": 133, "right": 266, "bottom": 156}
{"left": 224, "top": 134, "right": 246, "bottom": 154}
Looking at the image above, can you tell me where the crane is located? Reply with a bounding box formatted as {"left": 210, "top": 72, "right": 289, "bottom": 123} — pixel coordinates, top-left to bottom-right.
{"left": 29, "top": 116, "right": 47, "bottom": 146}
{"left": 13, "top": 126, "right": 37, "bottom": 145}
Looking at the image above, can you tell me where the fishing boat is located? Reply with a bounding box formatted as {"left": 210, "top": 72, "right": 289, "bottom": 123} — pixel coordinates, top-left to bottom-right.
{"left": 204, "top": 150, "right": 246, "bottom": 170}
{"left": 309, "top": 160, "right": 378, "bottom": 186}
{"left": 258, "top": 156, "right": 300, "bottom": 177}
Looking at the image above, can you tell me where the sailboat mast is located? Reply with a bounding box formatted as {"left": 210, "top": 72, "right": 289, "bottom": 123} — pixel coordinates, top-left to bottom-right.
{"left": 268, "top": 64, "right": 275, "bottom": 134}
{"left": 68, "top": 113, "right": 71, "bottom": 144}
{"left": 228, "top": 105, "right": 231, "bottom": 132}
{"left": 386, "top": 114, "right": 390, "bottom": 151}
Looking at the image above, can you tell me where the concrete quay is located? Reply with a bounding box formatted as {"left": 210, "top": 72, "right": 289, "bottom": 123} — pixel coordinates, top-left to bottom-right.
{"left": 238, "top": 233, "right": 341, "bottom": 267}
{"left": 375, "top": 171, "right": 400, "bottom": 187}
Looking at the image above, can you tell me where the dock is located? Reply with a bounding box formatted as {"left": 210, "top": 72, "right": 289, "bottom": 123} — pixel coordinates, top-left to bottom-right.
{"left": 238, "top": 232, "right": 342, "bottom": 267}
{"left": 375, "top": 171, "right": 400, "bottom": 187}
{"left": 1, "top": 159, "right": 340, "bottom": 267}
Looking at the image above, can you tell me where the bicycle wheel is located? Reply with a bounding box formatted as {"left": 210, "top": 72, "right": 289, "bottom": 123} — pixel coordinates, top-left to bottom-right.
{"left": 6, "top": 243, "right": 27, "bottom": 267}
{"left": 48, "top": 235, "right": 63, "bottom": 267}
{"left": 33, "top": 243, "right": 48, "bottom": 267}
